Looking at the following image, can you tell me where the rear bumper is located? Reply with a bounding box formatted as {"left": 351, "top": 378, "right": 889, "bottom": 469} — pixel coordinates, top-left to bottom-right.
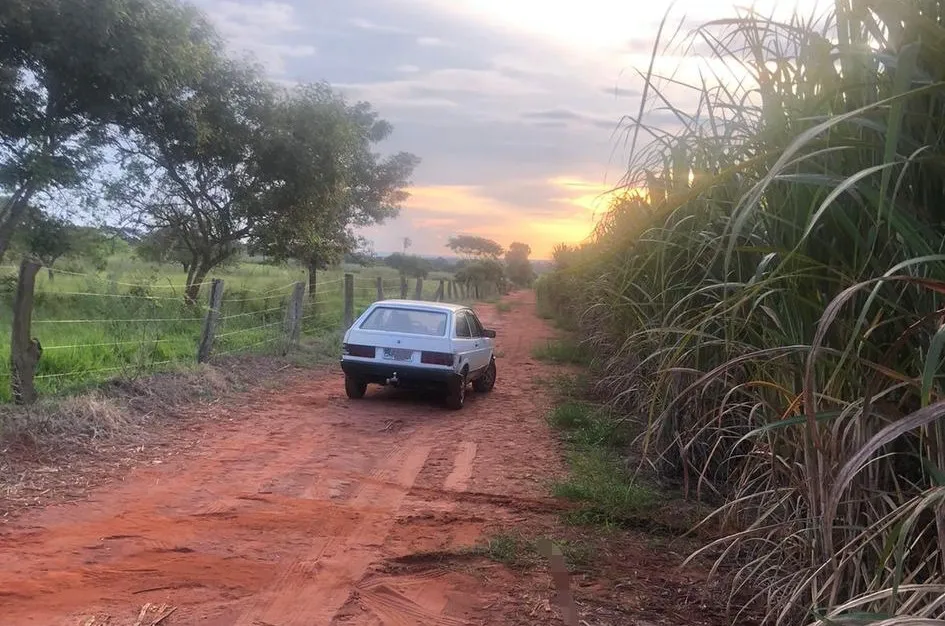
{"left": 340, "top": 358, "right": 459, "bottom": 387}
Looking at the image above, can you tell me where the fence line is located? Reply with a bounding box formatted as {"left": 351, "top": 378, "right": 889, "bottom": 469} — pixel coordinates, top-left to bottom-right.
{"left": 4, "top": 268, "right": 491, "bottom": 404}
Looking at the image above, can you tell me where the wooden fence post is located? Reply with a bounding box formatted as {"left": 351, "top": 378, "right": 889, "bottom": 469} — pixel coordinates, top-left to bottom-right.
{"left": 447, "top": 280, "right": 453, "bottom": 300}
{"left": 400, "top": 276, "right": 408, "bottom": 299}
{"left": 10, "top": 259, "right": 41, "bottom": 405}
{"left": 435, "top": 279, "right": 445, "bottom": 302}
{"left": 343, "top": 273, "right": 355, "bottom": 329}
{"left": 414, "top": 277, "right": 423, "bottom": 300}
{"left": 376, "top": 276, "right": 384, "bottom": 301}
{"left": 197, "top": 279, "right": 224, "bottom": 363}
{"left": 282, "top": 281, "right": 305, "bottom": 355}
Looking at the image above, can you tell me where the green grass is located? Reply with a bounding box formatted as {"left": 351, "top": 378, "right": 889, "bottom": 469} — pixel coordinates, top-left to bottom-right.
{"left": 495, "top": 300, "right": 514, "bottom": 313}
{"left": 0, "top": 255, "right": 465, "bottom": 402}
{"left": 546, "top": 398, "right": 656, "bottom": 527}
{"left": 476, "top": 532, "right": 595, "bottom": 570}
{"left": 532, "top": 338, "right": 590, "bottom": 365}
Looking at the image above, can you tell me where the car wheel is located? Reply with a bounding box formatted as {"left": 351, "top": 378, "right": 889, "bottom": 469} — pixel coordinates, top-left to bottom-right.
{"left": 473, "top": 358, "right": 497, "bottom": 393}
{"left": 345, "top": 375, "right": 367, "bottom": 399}
{"left": 446, "top": 371, "right": 467, "bottom": 410}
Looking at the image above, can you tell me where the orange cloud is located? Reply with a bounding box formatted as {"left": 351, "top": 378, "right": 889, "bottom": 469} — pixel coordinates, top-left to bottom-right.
{"left": 398, "top": 176, "right": 625, "bottom": 258}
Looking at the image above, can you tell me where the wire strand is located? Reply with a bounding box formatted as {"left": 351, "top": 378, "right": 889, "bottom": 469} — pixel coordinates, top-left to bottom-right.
{"left": 35, "top": 359, "right": 180, "bottom": 380}
{"left": 215, "top": 320, "right": 283, "bottom": 338}
{"left": 33, "top": 316, "right": 205, "bottom": 324}
{"left": 42, "top": 338, "right": 193, "bottom": 351}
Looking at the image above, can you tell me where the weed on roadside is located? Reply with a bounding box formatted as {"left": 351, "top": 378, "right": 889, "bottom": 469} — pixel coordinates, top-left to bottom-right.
{"left": 475, "top": 532, "right": 596, "bottom": 571}
{"left": 532, "top": 338, "right": 589, "bottom": 365}
{"left": 496, "top": 301, "right": 514, "bottom": 313}
{"left": 545, "top": 388, "right": 658, "bottom": 528}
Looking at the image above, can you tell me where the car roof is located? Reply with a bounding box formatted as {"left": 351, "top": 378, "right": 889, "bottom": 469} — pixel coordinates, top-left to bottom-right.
{"left": 370, "top": 299, "right": 468, "bottom": 313}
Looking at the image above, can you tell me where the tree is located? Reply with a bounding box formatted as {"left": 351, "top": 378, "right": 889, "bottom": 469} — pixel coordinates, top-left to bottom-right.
{"left": 385, "top": 253, "right": 431, "bottom": 279}
{"left": 18, "top": 208, "right": 72, "bottom": 278}
{"left": 402, "top": 237, "right": 412, "bottom": 254}
{"left": 251, "top": 83, "right": 419, "bottom": 300}
{"left": 135, "top": 227, "right": 193, "bottom": 271}
{"left": 505, "top": 241, "right": 535, "bottom": 287}
{"left": 455, "top": 258, "right": 505, "bottom": 298}
{"left": 446, "top": 235, "right": 504, "bottom": 259}
{"left": 0, "top": 0, "right": 218, "bottom": 264}
{"left": 109, "top": 51, "right": 274, "bottom": 303}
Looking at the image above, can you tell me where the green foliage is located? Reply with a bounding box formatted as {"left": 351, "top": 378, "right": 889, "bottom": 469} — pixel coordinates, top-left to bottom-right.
{"left": 505, "top": 241, "right": 535, "bottom": 287}
{"left": 0, "top": 0, "right": 218, "bottom": 261}
{"left": 19, "top": 209, "right": 73, "bottom": 268}
{"left": 251, "top": 83, "right": 418, "bottom": 275}
{"left": 446, "top": 235, "right": 504, "bottom": 259}
{"left": 384, "top": 253, "right": 431, "bottom": 279}
{"left": 532, "top": 338, "right": 589, "bottom": 365}
{"left": 455, "top": 258, "right": 505, "bottom": 294}
{"left": 539, "top": 3, "right": 945, "bottom": 623}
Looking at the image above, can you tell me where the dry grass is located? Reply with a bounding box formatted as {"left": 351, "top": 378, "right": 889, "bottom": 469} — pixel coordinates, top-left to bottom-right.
{"left": 0, "top": 356, "right": 308, "bottom": 521}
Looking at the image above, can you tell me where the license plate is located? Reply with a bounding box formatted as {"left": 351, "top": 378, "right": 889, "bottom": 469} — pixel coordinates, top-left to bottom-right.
{"left": 383, "top": 348, "right": 413, "bottom": 361}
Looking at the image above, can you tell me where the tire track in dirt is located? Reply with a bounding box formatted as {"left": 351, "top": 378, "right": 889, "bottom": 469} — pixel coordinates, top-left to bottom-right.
{"left": 346, "top": 440, "right": 480, "bottom": 625}
{"left": 231, "top": 442, "right": 433, "bottom": 626}
{"left": 0, "top": 291, "right": 569, "bottom": 626}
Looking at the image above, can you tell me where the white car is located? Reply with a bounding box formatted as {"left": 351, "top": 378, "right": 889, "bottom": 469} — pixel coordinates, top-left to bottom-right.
{"left": 340, "top": 299, "right": 497, "bottom": 409}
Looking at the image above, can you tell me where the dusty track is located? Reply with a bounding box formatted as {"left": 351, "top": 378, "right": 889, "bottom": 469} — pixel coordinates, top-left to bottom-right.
{"left": 0, "top": 291, "right": 569, "bottom": 625}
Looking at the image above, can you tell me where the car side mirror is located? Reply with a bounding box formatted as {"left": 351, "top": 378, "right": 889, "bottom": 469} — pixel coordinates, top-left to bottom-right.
{"left": 482, "top": 329, "right": 496, "bottom": 339}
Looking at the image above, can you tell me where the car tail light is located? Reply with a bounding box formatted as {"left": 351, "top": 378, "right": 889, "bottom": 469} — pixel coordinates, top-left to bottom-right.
{"left": 344, "top": 344, "right": 375, "bottom": 358}
{"left": 421, "top": 351, "right": 454, "bottom": 366}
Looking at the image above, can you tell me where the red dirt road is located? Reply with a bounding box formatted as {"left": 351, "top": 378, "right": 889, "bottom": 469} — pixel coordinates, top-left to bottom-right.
{"left": 0, "top": 291, "right": 570, "bottom": 625}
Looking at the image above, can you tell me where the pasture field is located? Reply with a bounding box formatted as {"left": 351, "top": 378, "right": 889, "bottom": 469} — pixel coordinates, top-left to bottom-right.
{"left": 0, "top": 255, "right": 456, "bottom": 402}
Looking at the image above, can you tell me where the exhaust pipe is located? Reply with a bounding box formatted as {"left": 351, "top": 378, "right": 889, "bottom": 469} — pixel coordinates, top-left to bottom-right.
{"left": 386, "top": 372, "right": 400, "bottom": 386}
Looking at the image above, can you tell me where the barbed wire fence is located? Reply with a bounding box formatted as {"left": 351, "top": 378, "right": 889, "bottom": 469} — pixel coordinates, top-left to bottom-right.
{"left": 1, "top": 261, "right": 475, "bottom": 405}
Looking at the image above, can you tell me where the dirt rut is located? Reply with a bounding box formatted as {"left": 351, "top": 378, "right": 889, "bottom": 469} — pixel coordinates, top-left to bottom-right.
{"left": 0, "top": 291, "right": 565, "bottom": 625}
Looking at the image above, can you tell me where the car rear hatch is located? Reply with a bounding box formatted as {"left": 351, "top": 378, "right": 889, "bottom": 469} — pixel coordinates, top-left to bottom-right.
{"left": 345, "top": 330, "right": 453, "bottom": 366}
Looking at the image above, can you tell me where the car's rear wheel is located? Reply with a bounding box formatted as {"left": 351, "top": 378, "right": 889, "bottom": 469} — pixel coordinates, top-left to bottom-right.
{"left": 473, "top": 358, "right": 497, "bottom": 393}
{"left": 345, "top": 375, "right": 367, "bottom": 399}
{"left": 445, "top": 371, "right": 467, "bottom": 410}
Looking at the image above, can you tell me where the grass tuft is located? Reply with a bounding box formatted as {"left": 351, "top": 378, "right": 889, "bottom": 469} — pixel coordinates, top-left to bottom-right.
{"left": 532, "top": 338, "right": 590, "bottom": 365}
{"left": 475, "top": 532, "right": 596, "bottom": 571}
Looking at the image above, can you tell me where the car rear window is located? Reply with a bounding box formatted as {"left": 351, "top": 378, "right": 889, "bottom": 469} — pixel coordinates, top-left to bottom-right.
{"left": 359, "top": 307, "right": 449, "bottom": 336}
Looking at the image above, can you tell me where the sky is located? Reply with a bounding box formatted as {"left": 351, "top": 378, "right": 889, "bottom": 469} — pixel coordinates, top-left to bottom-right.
{"left": 192, "top": 0, "right": 826, "bottom": 259}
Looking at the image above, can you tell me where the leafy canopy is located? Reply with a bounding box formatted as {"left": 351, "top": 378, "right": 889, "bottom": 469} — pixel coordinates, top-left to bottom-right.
{"left": 446, "top": 235, "right": 504, "bottom": 259}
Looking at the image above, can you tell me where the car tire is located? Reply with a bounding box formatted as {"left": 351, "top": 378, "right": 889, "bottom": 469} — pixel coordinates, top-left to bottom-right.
{"left": 345, "top": 375, "right": 367, "bottom": 399}
{"left": 473, "top": 358, "right": 497, "bottom": 393}
{"left": 445, "top": 371, "right": 467, "bottom": 410}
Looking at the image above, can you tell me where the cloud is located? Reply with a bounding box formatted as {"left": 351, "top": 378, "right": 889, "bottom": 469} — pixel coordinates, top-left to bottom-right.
{"left": 360, "top": 175, "right": 619, "bottom": 258}
{"left": 191, "top": 0, "right": 744, "bottom": 256}
{"left": 416, "top": 36, "right": 447, "bottom": 47}
{"left": 192, "top": 0, "right": 315, "bottom": 75}
{"left": 348, "top": 17, "right": 409, "bottom": 34}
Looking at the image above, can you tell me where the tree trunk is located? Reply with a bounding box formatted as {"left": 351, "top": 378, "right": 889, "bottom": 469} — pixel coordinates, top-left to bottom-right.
{"left": 307, "top": 256, "right": 318, "bottom": 301}
{"left": 47, "top": 268, "right": 54, "bottom": 282}
{"left": 185, "top": 261, "right": 212, "bottom": 305}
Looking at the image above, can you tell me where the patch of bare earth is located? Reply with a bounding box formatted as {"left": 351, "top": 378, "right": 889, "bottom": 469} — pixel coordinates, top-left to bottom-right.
{"left": 0, "top": 292, "right": 751, "bottom": 625}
